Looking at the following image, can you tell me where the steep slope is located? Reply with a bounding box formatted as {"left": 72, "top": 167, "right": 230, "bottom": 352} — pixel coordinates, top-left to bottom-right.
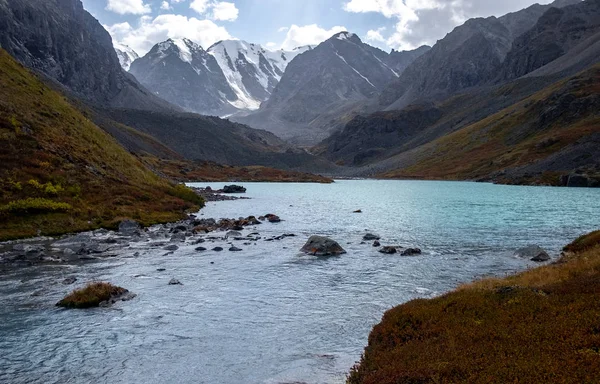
{"left": 380, "top": 0, "right": 580, "bottom": 110}
{"left": 499, "top": 0, "right": 600, "bottom": 81}
{"left": 387, "top": 45, "right": 431, "bottom": 74}
{"left": 114, "top": 43, "right": 139, "bottom": 71}
{"left": 236, "top": 32, "right": 401, "bottom": 144}
{"left": 207, "top": 40, "right": 311, "bottom": 111}
{"left": 379, "top": 64, "right": 600, "bottom": 185}
{"left": 129, "top": 38, "right": 308, "bottom": 116}
{"left": 0, "top": 0, "right": 175, "bottom": 112}
{"left": 130, "top": 38, "right": 239, "bottom": 116}
{"left": 99, "top": 108, "right": 340, "bottom": 173}
{"left": 0, "top": 49, "right": 203, "bottom": 240}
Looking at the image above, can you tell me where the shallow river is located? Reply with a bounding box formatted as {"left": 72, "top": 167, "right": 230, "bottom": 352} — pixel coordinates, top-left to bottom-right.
{"left": 1, "top": 180, "right": 599, "bottom": 384}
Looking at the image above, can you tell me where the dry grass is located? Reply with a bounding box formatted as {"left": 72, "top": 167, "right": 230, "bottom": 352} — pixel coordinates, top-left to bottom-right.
{"left": 348, "top": 231, "right": 600, "bottom": 384}
{"left": 56, "top": 282, "right": 128, "bottom": 309}
{"left": 0, "top": 49, "right": 204, "bottom": 240}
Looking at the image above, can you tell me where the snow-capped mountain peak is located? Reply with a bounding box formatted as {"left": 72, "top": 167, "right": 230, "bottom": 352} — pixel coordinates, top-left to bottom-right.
{"left": 206, "top": 39, "right": 310, "bottom": 111}
{"left": 114, "top": 43, "right": 139, "bottom": 71}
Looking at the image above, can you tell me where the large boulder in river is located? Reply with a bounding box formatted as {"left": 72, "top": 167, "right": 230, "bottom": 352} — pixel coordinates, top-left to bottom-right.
{"left": 514, "top": 245, "right": 550, "bottom": 262}
{"left": 56, "top": 282, "right": 135, "bottom": 309}
{"left": 300, "top": 236, "right": 346, "bottom": 256}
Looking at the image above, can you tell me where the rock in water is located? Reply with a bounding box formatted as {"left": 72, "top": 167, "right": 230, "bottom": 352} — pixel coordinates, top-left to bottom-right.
{"left": 363, "top": 233, "right": 381, "bottom": 241}
{"left": 223, "top": 185, "right": 246, "bottom": 193}
{"left": 401, "top": 248, "right": 422, "bottom": 256}
{"left": 229, "top": 246, "right": 242, "bottom": 252}
{"left": 514, "top": 245, "right": 550, "bottom": 262}
{"left": 300, "top": 236, "right": 346, "bottom": 256}
{"left": 226, "top": 231, "right": 242, "bottom": 239}
{"left": 379, "top": 246, "right": 397, "bottom": 254}
{"left": 373, "top": 241, "right": 381, "bottom": 247}
{"left": 168, "top": 278, "right": 183, "bottom": 285}
{"left": 119, "top": 220, "right": 140, "bottom": 235}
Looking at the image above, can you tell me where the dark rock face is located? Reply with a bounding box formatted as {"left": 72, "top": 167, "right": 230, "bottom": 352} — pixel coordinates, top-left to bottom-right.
{"left": 0, "top": 0, "right": 173, "bottom": 111}
{"left": 379, "top": 0, "right": 581, "bottom": 110}
{"left": 387, "top": 46, "right": 431, "bottom": 74}
{"left": 499, "top": 1, "right": 600, "bottom": 81}
{"left": 238, "top": 32, "right": 406, "bottom": 144}
{"left": 300, "top": 235, "right": 346, "bottom": 256}
{"left": 515, "top": 245, "right": 551, "bottom": 262}
{"left": 130, "top": 39, "right": 237, "bottom": 116}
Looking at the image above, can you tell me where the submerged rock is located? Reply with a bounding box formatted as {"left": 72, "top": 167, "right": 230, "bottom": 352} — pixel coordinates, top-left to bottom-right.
{"left": 229, "top": 246, "right": 243, "bottom": 252}
{"left": 62, "top": 277, "right": 77, "bottom": 285}
{"left": 373, "top": 241, "right": 381, "bottom": 247}
{"left": 212, "top": 247, "right": 224, "bottom": 252}
{"left": 300, "top": 235, "right": 346, "bottom": 256}
{"left": 363, "top": 233, "right": 381, "bottom": 241}
{"left": 168, "top": 278, "right": 183, "bottom": 285}
{"left": 226, "top": 231, "right": 242, "bottom": 239}
{"left": 195, "top": 247, "right": 207, "bottom": 252}
{"left": 515, "top": 245, "right": 550, "bottom": 262}
{"left": 163, "top": 245, "right": 179, "bottom": 251}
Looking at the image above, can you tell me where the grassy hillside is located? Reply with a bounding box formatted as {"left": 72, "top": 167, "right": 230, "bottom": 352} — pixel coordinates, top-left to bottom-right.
{"left": 143, "top": 158, "right": 333, "bottom": 183}
{"left": 379, "top": 65, "right": 600, "bottom": 184}
{"left": 0, "top": 49, "right": 203, "bottom": 240}
{"left": 348, "top": 230, "right": 600, "bottom": 384}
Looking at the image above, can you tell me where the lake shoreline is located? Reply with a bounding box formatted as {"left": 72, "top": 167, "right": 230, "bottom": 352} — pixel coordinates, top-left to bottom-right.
{"left": 347, "top": 230, "right": 600, "bottom": 383}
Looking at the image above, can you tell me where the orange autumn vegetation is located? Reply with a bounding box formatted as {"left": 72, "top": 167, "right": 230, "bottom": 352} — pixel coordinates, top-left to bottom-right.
{"left": 348, "top": 230, "right": 600, "bottom": 384}
{"left": 56, "top": 282, "right": 127, "bottom": 309}
{"left": 143, "top": 157, "right": 334, "bottom": 183}
{"left": 0, "top": 49, "right": 203, "bottom": 240}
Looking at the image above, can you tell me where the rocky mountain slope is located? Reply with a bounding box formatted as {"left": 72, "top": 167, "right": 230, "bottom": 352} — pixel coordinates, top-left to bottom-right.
{"left": 114, "top": 43, "right": 139, "bottom": 71}
{"left": 499, "top": 0, "right": 600, "bottom": 81}
{"left": 236, "top": 32, "right": 427, "bottom": 145}
{"left": 316, "top": 0, "right": 600, "bottom": 185}
{"left": 378, "top": 64, "right": 600, "bottom": 186}
{"left": 130, "top": 38, "right": 239, "bottom": 116}
{"left": 379, "top": 0, "right": 581, "bottom": 111}
{"left": 0, "top": 0, "right": 174, "bottom": 112}
{"left": 0, "top": 49, "right": 203, "bottom": 240}
{"left": 129, "top": 38, "right": 309, "bottom": 116}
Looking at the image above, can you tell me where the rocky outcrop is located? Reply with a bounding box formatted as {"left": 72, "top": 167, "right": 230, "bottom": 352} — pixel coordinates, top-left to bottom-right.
{"left": 499, "top": 0, "right": 600, "bottom": 81}
{"left": 379, "top": 0, "right": 581, "bottom": 110}
{"left": 237, "top": 32, "right": 402, "bottom": 144}
{"left": 300, "top": 235, "right": 346, "bottom": 256}
{"left": 0, "top": 0, "right": 174, "bottom": 112}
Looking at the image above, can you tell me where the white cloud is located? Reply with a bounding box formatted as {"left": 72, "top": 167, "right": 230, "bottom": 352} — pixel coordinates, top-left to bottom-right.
{"left": 280, "top": 24, "right": 347, "bottom": 50}
{"left": 278, "top": 27, "right": 289, "bottom": 33}
{"left": 106, "top": 0, "right": 151, "bottom": 15}
{"left": 343, "top": 0, "right": 556, "bottom": 50}
{"left": 211, "top": 2, "right": 239, "bottom": 21}
{"left": 105, "top": 14, "right": 232, "bottom": 55}
{"left": 366, "top": 27, "right": 386, "bottom": 43}
{"left": 190, "top": 0, "right": 210, "bottom": 13}
{"left": 160, "top": 1, "right": 171, "bottom": 11}
{"left": 190, "top": 0, "right": 239, "bottom": 21}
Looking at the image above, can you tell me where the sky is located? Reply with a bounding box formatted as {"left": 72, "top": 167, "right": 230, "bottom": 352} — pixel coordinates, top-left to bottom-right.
{"left": 81, "top": 0, "right": 557, "bottom": 56}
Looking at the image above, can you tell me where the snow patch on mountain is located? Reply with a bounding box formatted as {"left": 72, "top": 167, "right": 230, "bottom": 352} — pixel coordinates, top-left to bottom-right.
{"left": 114, "top": 43, "right": 139, "bottom": 71}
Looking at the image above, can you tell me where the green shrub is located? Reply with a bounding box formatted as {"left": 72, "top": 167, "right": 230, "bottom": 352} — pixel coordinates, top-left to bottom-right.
{"left": 27, "top": 179, "right": 63, "bottom": 195}
{"left": 0, "top": 198, "right": 71, "bottom": 215}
